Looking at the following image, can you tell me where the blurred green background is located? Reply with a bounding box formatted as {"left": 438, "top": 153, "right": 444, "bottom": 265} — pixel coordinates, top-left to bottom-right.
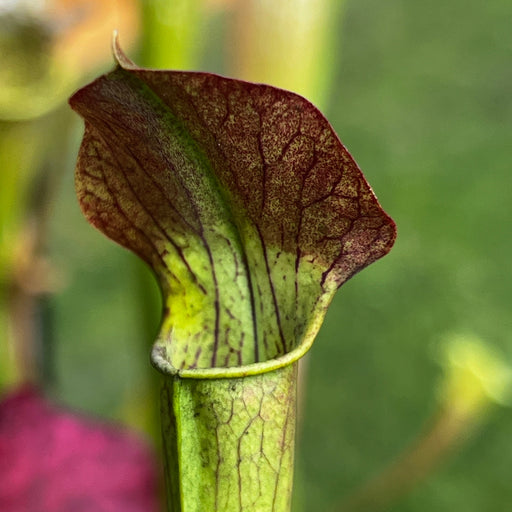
{"left": 1, "top": 0, "right": 511, "bottom": 511}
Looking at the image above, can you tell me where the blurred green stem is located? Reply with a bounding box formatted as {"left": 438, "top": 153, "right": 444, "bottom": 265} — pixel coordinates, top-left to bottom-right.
{"left": 229, "top": 0, "right": 345, "bottom": 109}
{"left": 335, "top": 404, "right": 478, "bottom": 512}
{"left": 0, "top": 120, "right": 42, "bottom": 389}
{"left": 335, "top": 335, "right": 511, "bottom": 512}
{"left": 139, "top": 0, "right": 206, "bottom": 69}
{"left": 0, "top": 110, "right": 73, "bottom": 392}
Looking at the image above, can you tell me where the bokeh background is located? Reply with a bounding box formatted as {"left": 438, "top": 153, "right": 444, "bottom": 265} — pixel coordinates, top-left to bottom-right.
{"left": 1, "top": 1, "right": 511, "bottom": 511}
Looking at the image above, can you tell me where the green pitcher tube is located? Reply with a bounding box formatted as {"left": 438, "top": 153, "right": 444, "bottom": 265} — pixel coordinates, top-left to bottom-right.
{"left": 157, "top": 363, "right": 297, "bottom": 512}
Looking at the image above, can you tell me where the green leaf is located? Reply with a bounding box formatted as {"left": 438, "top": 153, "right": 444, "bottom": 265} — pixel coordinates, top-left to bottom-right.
{"left": 160, "top": 364, "right": 297, "bottom": 512}
{"left": 70, "top": 37, "right": 396, "bottom": 376}
{"left": 0, "top": 13, "right": 74, "bottom": 120}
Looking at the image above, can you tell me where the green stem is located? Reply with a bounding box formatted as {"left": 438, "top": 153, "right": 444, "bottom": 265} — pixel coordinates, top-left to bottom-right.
{"left": 228, "top": 0, "right": 345, "bottom": 108}
{"left": 158, "top": 363, "right": 297, "bottom": 512}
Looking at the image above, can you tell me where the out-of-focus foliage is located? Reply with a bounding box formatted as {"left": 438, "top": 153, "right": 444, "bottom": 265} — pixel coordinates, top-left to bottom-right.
{"left": 438, "top": 333, "right": 512, "bottom": 412}
{"left": 0, "top": 0, "right": 139, "bottom": 120}
{"left": 0, "top": 123, "right": 42, "bottom": 284}
{"left": 298, "top": 1, "right": 512, "bottom": 511}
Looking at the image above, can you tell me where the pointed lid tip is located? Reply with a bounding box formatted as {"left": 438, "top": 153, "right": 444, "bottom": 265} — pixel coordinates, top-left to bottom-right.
{"left": 112, "top": 30, "right": 137, "bottom": 70}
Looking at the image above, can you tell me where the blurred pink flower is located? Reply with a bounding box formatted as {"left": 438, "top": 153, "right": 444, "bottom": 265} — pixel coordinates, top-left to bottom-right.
{"left": 0, "top": 386, "right": 160, "bottom": 512}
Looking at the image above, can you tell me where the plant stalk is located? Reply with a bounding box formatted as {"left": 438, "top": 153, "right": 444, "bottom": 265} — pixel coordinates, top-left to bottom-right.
{"left": 158, "top": 363, "right": 297, "bottom": 512}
